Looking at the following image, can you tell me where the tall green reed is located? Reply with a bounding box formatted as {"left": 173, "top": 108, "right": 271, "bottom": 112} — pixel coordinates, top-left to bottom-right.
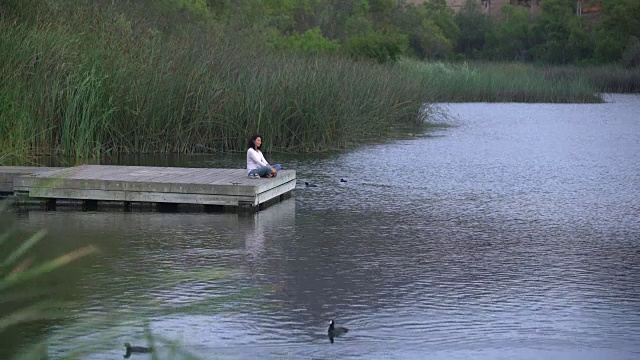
{"left": 60, "top": 69, "right": 116, "bottom": 157}
{"left": 1, "top": 1, "right": 434, "bottom": 158}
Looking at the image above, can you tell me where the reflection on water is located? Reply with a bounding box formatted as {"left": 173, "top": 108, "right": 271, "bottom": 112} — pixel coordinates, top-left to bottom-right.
{"left": 1, "top": 94, "right": 640, "bottom": 359}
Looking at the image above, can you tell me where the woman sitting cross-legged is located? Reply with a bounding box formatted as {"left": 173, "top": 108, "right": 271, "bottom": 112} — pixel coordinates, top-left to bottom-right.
{"left": 247, "top": 134, "right": 281, "bottom": 179}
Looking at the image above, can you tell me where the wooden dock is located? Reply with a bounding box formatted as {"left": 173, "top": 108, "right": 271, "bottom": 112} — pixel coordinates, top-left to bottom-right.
{"left": 0, "top": 166, "right": 60, "bottom": 194}
{"left": 1, "top": 165, "right": 296, "bottom": 212}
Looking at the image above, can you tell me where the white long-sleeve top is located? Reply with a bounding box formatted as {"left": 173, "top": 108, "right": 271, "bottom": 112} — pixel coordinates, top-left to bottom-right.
{"left": 247, "top": 148, "right": 269, "bottom": 173}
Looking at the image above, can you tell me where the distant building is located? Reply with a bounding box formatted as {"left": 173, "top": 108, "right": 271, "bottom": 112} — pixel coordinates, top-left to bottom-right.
{"left": 403, "top": 0, "right": 603, "bottom": 17}
{"left": 576, "top": 0, "right": 603, "bottom": 16}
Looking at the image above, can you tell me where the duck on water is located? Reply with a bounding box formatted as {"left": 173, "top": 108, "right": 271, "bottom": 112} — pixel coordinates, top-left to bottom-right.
{"left": 328, "top": 320, "right": 348, "bottom": 343}
{"left": 124, "top": 343, "right": 153, "bottom": 358}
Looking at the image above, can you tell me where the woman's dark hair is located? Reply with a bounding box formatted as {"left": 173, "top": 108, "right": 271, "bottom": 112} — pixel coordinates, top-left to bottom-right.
{"left": 248, "top": 134, "right": 263, "bottom": 150}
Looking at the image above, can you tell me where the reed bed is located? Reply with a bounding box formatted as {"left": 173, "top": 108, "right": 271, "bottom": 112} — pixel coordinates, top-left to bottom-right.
{"left": 397, "top": 60, "right": 604, "bottom": 104}
{"left": 0, "top": 3, "right": 434, "bottom": 158}
{"left": 542, "top": 65, "right": 640, "bottom": 93}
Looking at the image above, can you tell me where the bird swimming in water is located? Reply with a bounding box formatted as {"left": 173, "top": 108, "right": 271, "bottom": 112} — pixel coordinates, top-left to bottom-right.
{"left": 305, "top": 182, "right": 317, "bottom": 187}
{"left": 340, "top": 178, "right": 347, "bottom": 182}
{"left": 124, "top": 343, "right": 153, "bottom": 358}
{"left": 328, "top": 320, "right": 348, "bottom": 343}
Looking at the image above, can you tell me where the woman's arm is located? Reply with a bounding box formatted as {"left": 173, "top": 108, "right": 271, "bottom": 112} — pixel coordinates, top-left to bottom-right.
{"left": 259, "top": 152, "right": 270, "bottom": 167}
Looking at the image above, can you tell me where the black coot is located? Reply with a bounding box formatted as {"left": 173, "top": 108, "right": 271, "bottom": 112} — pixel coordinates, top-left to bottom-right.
{"left": 328, "top": 320, "right": 348, "bottom": 343}
{"left": 124, "top": 343, "right": 153, "bottom": 358}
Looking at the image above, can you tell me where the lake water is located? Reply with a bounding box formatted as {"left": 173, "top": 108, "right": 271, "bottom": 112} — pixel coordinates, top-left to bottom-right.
{"left": 1, "top": 94, "right": 639, "bottom": 359}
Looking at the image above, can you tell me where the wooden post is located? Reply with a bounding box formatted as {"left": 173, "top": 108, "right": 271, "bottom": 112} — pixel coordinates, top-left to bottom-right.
{"left": 238, "top": 200, "right": 257, "bottom": 214}
{"left": 204, "top": 204, "right": 224, "bottom": 213}
{"left": 44, "top": 198, "right": 56, "bottom": 211}
{"left": 82, "top": 200, "right": 98, "bottom": 211}
{"left": 156, "top": 202, "right": 179, "bottom": 212}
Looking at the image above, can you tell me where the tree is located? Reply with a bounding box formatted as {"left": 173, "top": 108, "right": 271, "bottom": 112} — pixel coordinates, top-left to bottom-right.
{"left": 391, "top": 0, "right": 459, "bottom": 60}
{"left": 594, "top": 0, "right": 640, "bottom": 63}
{"left": 530, "top": 0, "right": 571, "bottom": 63}
{"left": 530, "top": 0, "right": 592, "bottom": 63}
{"left": 485, "top": 4, "right": 531, "bottom": 61}
{"left": 454, "top": 0, "right": 493, "bottom": 59}
{"left": 324, "top": 0, "right": 371, "bottom": 40}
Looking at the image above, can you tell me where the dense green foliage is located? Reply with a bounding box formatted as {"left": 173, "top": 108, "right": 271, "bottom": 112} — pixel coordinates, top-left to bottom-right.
{"left": 5, "top": 0, "right": 632, "bottom": 65}
{"left": 450, "top": 0, "right": 637, "bottom": 65}
{"left": 148, "top": 0, "right": 639, "bottom": 65}
{"left": 0, "top": 0, "right": 636, "bottom": 159}
{"left": 204, "top": 0, "right": 638, "bottom": 65}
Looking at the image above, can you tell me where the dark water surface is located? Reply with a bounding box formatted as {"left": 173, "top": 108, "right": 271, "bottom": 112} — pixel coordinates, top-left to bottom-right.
{"left": 2, "top": 94, "right": 639, "bottom": 359}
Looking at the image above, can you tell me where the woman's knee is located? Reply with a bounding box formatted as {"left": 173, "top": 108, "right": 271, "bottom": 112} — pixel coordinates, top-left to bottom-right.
{"left": 257, "top": 166, "right": 272, "bottom": 176}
